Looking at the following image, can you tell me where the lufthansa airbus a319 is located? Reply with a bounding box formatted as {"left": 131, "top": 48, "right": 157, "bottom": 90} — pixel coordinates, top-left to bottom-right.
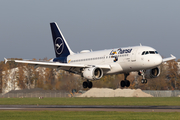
{"left": 5, "top": 22, "right": 176, "bottom": 88}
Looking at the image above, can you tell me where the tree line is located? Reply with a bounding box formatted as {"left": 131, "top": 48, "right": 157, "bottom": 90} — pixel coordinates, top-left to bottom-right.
{"left": 0, "top": 58, "right": 180, "bottom": 93}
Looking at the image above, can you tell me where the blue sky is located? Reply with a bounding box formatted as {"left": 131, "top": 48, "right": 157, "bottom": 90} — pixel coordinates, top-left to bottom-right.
{"left": 0, "top": 0, "right": 180, "bottom": 61}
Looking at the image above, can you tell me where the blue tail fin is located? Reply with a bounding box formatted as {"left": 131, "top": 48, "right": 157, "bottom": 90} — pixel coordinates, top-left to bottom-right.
{"left": 50, "top": 22, "right": 74, "bottom": 58}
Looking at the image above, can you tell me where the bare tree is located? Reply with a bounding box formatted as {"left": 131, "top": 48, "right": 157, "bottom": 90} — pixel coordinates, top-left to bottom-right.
{"left": 166, "top": 60, "right": 178, "bottom": 90}
{"left": 16, "top": 64, "right": 26, "bottom": 89}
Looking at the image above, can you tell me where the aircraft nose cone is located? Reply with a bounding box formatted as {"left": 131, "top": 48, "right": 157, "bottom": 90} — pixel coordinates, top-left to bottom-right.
{"left": 155, "top": 55, "right": 163, "bottom": 65}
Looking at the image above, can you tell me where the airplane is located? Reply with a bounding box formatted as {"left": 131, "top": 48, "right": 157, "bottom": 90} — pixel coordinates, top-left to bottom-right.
{"left": 4, "top": 22, "right": 176, "bottom": 88}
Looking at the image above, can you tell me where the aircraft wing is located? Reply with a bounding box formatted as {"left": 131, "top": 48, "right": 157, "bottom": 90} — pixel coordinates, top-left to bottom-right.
{"left": 14, "top": 59, "right": 85, "bottom": 68}
{"left": 5, "top": 58, "right": 111, "bottom": 70}
{"left": 163, "top": 54, "right": 176, "bottom": 62}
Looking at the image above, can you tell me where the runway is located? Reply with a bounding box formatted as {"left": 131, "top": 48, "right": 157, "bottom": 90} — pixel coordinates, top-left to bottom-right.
{"left": 0, "top": 105, "right": 180, "bottom": 112}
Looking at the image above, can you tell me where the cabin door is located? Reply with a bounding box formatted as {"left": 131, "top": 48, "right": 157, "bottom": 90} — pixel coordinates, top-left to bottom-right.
{"left": 131, "top": 48, "right": 138, "bottom": 62}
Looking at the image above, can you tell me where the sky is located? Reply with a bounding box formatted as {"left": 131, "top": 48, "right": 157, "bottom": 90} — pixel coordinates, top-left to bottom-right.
{"left": 0, "top": 0, "right": 180, "bottom": 61}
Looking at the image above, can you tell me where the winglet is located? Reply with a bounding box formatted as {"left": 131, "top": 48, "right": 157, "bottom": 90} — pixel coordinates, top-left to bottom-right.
{"left": 4, "top": 58, "right": 8, "bottom": 64}
{"left": 163, "top": 54, "right": 176, "bottom": 62}
{"left": 171, "top": 54, "right": 176, "bottom": 59}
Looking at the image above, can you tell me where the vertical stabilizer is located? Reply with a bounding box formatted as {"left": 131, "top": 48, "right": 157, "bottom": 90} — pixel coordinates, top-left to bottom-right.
{"left": 50, "top": 22, "right": 74, "bottom": 58}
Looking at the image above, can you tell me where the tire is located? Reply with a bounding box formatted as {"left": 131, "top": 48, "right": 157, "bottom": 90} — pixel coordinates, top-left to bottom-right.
{"left": 125, "top": 80, "right": 130, "bottom": 87}
{"left": 88, "top": 82, "right": 93, "bottom": 88}
{"left": 141, "top": 79, "right": 145, "bottom": 84}
{"left": 141, "top": 79, "right": 147, "bottom": 84}
{"left": 121, "top": 80, "right": 126, "bottom": 87}
{"left": 83, "top": 81, "right": 88, "bottom": 88}
{"left": 144, "top": 79, "right": 147, "bottom": 83}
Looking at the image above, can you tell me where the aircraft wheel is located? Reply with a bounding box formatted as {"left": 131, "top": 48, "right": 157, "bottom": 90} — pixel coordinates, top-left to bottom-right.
{"left": 144, "top": 79, "right": 147, "bottom": 84}
{"left": 120, "top": 80, "right": 126, "bottom": 87}
{"left": 83, "top": 81, "right": 88, "bottom": 88}
{"left": 141, "top": 79, "right": 147, "bottom": 84}
{"left": 141, "top": 79, "right": 145, "bottom": 84}
{"left": 88, "top": 81, "right": 93, "bottom": 88}
{"left": 125, "top": 80, "right": 130, "bottom": 87}
{"left": 141, "top": 79, "right": 144, "bottom": 84}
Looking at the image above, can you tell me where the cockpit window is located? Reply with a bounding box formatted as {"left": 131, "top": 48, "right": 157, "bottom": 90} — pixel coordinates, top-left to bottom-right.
{"left": 142, "top": 51, "right": 158, "bottom": 55}
{"left": 149, "top": 51, "right": 155, "bottom": 54}
{"left": 145, "top": 51, "right": 149, "bottom": 55}
{"left": 142, "top": 51, "right": 145, "bottom": 55}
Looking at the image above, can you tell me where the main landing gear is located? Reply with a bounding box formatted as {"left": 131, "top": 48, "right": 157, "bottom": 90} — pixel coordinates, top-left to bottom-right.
{"left": 83, "top": 80, "right": 93, "bottom": 88}
{"left": 120, "top": 73, "right": 130, "bottom": 87}
{"left": 139, "top": 70, "right": 147, "bottom": 84}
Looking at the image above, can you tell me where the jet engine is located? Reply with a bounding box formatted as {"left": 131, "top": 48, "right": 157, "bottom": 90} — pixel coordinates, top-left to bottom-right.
{"left": 145, "top": 67, "right": 160, "bottom": 79}
{"left": 82, "top": 67, "right": 103, "bottom": 80}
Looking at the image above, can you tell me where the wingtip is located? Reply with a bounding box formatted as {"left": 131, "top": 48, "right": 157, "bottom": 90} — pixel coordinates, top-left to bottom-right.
{"left": 4, "top": 58, "right": 8, "bottom": 64}
{"left": 170, "top": 54, "right": 176, "bottom": 59}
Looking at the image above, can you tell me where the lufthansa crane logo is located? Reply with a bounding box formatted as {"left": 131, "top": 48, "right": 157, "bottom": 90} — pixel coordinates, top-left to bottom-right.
{"left": 55, "top": 37, "right": 64, "bottom": 55}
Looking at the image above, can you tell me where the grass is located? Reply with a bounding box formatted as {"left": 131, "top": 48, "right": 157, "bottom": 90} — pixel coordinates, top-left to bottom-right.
{"left": 0, "top": 97, "right": 180, "bottom": 106}
{"left": 1, "top": 98, "right": 180, "bottom": 120}
{"left": 0, "top": 111, "right": 180, "bottom": 120}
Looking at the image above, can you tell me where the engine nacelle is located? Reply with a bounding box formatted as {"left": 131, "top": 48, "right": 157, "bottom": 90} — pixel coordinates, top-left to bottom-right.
{"left": 145, "top": 67, "right": 160, "bottom": 79}
{"left": 82, "top": 67, "right": 103, "bottom": 80}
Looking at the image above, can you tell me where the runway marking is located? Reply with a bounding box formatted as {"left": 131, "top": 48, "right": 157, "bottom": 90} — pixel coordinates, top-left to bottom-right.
{"left": 0, "top": 105, "right": 180, "bottom": 112}
{"left": 0, "top": 108, "right": 21, "bottom": 110}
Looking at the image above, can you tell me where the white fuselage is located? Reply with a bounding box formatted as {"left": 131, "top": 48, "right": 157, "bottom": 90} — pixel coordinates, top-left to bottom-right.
{"left": 67, "top": 46, "right": 163, "bottom": 75}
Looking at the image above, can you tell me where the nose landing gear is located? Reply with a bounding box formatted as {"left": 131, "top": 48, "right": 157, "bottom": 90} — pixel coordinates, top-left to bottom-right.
{"left": 139, "top": 70, "right": 147, "bottom": 84}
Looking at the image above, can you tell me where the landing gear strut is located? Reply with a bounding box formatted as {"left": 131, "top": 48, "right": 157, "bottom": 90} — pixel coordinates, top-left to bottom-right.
{"left": 83, "top": 80, "right": 93, "bottom": 88}
{"left": 120, "top": 73, "right": 130, "bottom": 88}
{"left": 139, "top": 70, "right": 147, "bottom": 84}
